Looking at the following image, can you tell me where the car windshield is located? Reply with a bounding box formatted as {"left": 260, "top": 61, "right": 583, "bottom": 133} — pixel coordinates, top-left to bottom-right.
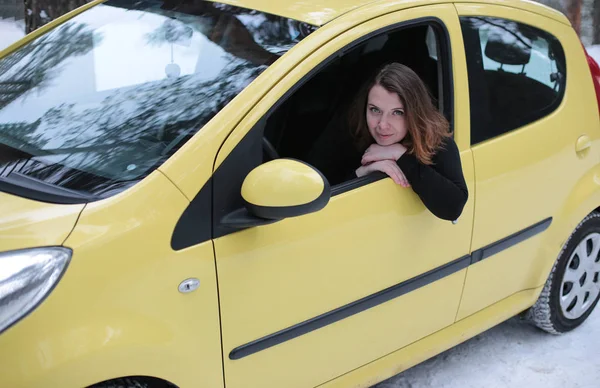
{"left": 0, "top": 0, "right": 315, "bottom": 201}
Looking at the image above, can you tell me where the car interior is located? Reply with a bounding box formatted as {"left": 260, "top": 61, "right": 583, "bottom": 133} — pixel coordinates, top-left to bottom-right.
{"left": 462, "top": 20, "right": 566, "bottom": 144}
{"left": 261, "top": 24, "right": 447, "bottom": 185}
{"left": 480, "top": 37, "right": 565, "bottom": 141}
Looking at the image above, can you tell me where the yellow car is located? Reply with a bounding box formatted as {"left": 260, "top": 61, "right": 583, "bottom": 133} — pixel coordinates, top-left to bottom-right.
{"left": 1, "top": 0, "right": 600, "bottom": 387}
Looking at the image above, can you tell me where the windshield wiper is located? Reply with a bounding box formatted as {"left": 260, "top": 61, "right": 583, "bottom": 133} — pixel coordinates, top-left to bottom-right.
{"left": 0, "top": 171, "right": 98, "bottom": 204}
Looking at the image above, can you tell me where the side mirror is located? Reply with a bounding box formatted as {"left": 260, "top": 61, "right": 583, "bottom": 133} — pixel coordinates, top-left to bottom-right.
{"left": 242, "top": 159, "right": 330, "bottom": 219}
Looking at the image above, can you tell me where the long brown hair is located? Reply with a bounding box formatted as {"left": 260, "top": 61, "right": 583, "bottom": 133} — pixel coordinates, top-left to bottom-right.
{"left": 349, "top": 63, "right": 450, "bottom": 165}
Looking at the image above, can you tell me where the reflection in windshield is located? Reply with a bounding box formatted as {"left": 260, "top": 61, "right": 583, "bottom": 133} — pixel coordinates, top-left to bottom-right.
{"left": 0, "top": 0, "right": 315, "bottom": 198}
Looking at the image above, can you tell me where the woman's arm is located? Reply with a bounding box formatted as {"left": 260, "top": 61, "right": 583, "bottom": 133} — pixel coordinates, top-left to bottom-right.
{"left": 396, "top": 138, "right": 468, "bottom": 221}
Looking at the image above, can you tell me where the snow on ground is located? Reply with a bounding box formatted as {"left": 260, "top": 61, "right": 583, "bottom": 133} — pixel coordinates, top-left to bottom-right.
{"left": 587, "top": 45, "right": 600, "bottom": 62}
{"left": 587, "top": 45, "right": 600, "bottom": 64}
{"left": 0, "top": 17, "right": 25, "bottom": 52}
{"left": 374, "top": 308, "right": 600, "bottom": 388}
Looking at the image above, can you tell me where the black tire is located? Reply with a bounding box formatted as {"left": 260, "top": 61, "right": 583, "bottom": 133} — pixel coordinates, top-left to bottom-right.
{"left": 526, "top": 212, "right": 600, "bottom": 333}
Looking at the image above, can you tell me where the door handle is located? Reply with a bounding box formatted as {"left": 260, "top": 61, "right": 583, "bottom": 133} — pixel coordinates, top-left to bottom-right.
{"left": 576, "top": 135, "right": 591, "bottom": 154}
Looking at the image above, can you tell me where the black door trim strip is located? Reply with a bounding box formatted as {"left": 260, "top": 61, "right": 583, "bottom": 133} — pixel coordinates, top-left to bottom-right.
{"left": 229, "top": 255, "right": 471, "bottom": 360}
{"left": 470, "top": 217, "right": 552, "bottom": 264}
{"left": 229, "top": 217, "right": 552, "bottom": 360}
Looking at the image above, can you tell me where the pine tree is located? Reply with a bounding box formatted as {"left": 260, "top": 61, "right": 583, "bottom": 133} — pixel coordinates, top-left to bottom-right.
{"left": 593, "top": 0, "right": 600, "bottom": 43}
{"left": 24, "top": 0, "right": 91, "bottom": 33}
{"left": 566, "top": 0, "right": 584, "bottom": 35}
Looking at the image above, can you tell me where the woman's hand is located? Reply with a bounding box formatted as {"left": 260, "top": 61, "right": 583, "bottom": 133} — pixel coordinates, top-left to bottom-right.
{"left": 356, "top": 160, "right": 410, "bottom": 187}
{"left": 361, "top": 143, "right": 407, "bottom": 165}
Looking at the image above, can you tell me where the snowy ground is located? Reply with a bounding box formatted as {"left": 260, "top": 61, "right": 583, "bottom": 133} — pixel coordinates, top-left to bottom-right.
{"left": 0, "top": 17, "right": 25, "bottom": 51}
{"left": 373, "top": 308, "right": 600, "bottom": 388}
{"left": 587, "top": 45, "right": 600, "bottom": 64}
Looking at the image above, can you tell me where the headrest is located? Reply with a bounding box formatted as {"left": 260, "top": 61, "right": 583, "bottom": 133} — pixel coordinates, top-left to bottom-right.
{"left": 484, "top": 31, "right": 532, "bottom": 66}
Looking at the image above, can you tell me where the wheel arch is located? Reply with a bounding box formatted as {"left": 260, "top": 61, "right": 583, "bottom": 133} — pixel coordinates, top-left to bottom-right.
{"left": 87, "top": 376, "right": 178, "bottom": 388}
{"left": 531, "top": 164, "right": 600, "bottom": 290}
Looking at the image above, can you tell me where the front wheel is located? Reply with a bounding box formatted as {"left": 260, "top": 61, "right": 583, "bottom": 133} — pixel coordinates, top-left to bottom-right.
{"left": 526, "top": 212, "right": 600, "bottom": 333}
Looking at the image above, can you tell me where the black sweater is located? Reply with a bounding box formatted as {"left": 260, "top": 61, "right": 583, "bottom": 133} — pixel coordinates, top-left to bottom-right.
{"left": 306, "top": 124, "right": 468, "bottom": 221}
{"left": 396, "top": 138, "right": 468, "bottom": 221}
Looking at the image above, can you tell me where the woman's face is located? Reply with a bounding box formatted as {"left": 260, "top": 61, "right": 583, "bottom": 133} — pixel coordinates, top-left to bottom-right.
{"left": 366, "top": 84, "right": 408, "bottom": 146}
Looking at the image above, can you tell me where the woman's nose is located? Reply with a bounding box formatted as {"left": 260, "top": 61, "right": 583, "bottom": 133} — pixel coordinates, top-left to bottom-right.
{"left": 379, "top": 115, "right": 390, "bottom": 129}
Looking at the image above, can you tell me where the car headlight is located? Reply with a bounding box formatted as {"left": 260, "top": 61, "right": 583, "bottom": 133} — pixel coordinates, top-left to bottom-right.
{"left": 0, "top": 247, "right": 71, "bottom": 334}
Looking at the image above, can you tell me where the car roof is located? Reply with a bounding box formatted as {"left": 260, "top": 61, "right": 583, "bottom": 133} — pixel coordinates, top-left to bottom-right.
{"left": 209, "top": 0, "right": 569, "bottom": 26}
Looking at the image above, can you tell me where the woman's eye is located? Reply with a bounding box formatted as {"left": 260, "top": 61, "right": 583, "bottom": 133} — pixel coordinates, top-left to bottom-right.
{"left": 369, "top": 107, "right": 380, "bottom": 114}
{"left": 394, "top": 110, "right": 405, "bottom": 116}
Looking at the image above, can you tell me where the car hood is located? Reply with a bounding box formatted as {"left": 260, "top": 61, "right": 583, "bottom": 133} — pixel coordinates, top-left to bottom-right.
{"left": 0, "top": 192, "right": 84, "bottom": 252}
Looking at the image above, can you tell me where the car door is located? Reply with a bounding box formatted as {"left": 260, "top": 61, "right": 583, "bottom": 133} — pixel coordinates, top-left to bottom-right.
{"left": 455, "top": 4, "right": 600, "bottom": 320}
{"left": 211, "top": 5, "right": 474, "bottom": 388}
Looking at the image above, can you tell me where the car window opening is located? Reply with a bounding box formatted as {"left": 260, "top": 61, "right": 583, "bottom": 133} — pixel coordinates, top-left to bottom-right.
{"left": 262, "top": 23, "right": 451, "bottom": 189}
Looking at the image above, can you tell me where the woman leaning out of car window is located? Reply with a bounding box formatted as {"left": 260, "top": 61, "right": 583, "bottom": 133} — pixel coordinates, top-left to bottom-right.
{"left": 352, "top": 62, "right": 468, "bottom": 221}
{"left": 307, "top": 63, "right": 467, "bottom": 221}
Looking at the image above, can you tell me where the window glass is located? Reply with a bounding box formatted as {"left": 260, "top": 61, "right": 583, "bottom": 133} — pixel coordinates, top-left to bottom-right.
{"left": 0, "top": 0, "right": 315, "bottom": 199}
{"left": 460, "top": 17, "right": 566, "bottom": 144}
{"left": 426, "top": 26, "right": 438, "bottom": 60}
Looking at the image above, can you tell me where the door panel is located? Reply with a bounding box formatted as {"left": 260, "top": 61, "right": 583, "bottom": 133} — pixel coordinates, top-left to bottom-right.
{"left": 456, "top": 4, "right": 600, "bottom": 320}
{"left": 215, "top": 174, "right": 474, "bottom": 388}
{"left": 213, "top": 5, "right": 474, "bottom": 388}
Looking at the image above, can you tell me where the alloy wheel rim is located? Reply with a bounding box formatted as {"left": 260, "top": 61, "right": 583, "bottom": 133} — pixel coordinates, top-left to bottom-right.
{"left": 560, "top": 233, "right": 600, "bottom": 319}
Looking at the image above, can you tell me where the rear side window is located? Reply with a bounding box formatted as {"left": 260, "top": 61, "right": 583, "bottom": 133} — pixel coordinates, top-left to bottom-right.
{"left": 0, "top": 0, "right": 315, "bottom": 202}
{"left": 460, "top": 17, "right": 566, "bottom": 145}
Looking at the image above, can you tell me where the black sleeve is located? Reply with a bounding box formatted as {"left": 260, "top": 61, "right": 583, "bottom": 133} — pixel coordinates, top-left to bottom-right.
{"left": 396, "top": 137, "right": 468, "bottom": 221}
